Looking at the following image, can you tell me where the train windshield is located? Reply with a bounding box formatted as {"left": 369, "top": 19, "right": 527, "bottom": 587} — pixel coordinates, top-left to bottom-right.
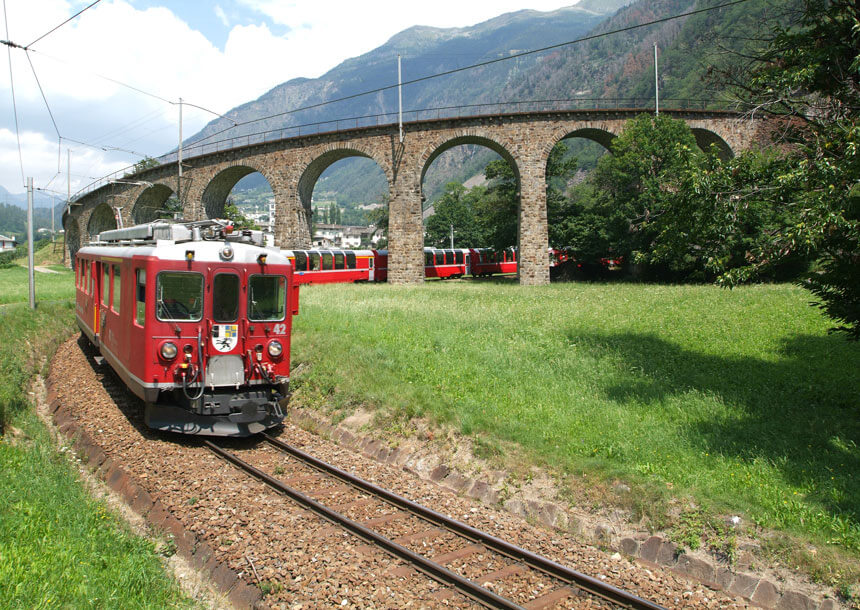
{"left": 248, "top": 275, "right": 286, "bottom": 321}
{"left": 213, "top": 273, "right": 240, "bottom": 322}
{"left": 156, "top": 272, "right": 204, "bottom": 321}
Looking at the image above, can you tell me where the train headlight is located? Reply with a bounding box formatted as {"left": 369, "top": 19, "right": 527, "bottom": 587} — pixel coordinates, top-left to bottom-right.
{"left": 220, "top": 245, "right": 234, "bottom": 260}
{"left": 160, "top": 341, "right": 178, "bottom": 360}
{"left": 267, "top": 339, "right": 283, "bottom": 358}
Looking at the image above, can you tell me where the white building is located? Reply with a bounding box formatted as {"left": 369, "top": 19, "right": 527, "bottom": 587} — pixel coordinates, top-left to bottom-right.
{"left": 0, "top": 234, "right": 16, "bottom": 252}
{"left": 312, "top": 224, "right": 382, "bottom": 248}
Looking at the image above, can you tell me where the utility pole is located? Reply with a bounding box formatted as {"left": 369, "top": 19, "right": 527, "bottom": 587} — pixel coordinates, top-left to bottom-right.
{"left": 50, "top": 194, "right": 55, "bottom": 247}
{"left": 398, "top": 55, "right": 403, "bottom": 144}
{"left": 178, "top": 97, "right": 183, "bottom": 209}
{"left": 654, "top": 43, "right": 659, "bottom": 116}
{"left": 64, "top": 149, "right": 69, "bottom": 264}
{"left": 450, "top": 224, "right": 454, "bottom": 249}
{"left": 27, "top": 177, "right": 35, "bottom": 309}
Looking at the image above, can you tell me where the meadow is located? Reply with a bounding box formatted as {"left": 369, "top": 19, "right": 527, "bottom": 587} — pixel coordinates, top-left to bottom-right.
{"left": 0, "top": 268, "right": 191, "bottom": 608}
{"left": 291, "top": 279, "right": 860, "bottom": 583}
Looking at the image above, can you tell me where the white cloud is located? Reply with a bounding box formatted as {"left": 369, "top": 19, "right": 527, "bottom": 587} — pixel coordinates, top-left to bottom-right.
{"left": 0, "top": 0, "right": 573, "bottom": 195}
{"left": 214, "top": 5, "right": 230, "bottom": 28}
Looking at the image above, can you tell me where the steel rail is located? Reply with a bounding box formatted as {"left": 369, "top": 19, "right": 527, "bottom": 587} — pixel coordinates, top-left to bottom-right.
{"left": 263, "top": 433, "right": 665, "bottom": 610}
{"left": 203, "top": 439, "right": 526, "bottom": 610}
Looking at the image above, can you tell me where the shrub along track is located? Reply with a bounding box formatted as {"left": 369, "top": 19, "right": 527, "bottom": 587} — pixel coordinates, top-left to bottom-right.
{"left": 49, "top": 335, "right": 748, "bottom": 608}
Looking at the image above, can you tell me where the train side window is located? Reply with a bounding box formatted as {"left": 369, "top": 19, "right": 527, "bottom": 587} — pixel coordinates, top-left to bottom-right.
{"left": 156, "top": 272, "right": 204, "bottom": 321}
{"left": 436, "top": 251, "right": 445, "bottom": 265}
{"left": 248, "top": 275, "right": 286, "bottom": 321}
{"left": 213, "top": 273, "right": 240, "bottom": 322}
{"left": 135, "top": 269, "right": 146, "bottom": 326}
{"left": 455, "top": 251, "right": 464, "bottom": 265}
{"left": 102, "top": 264, "right": 110, "bottom": 307}
{"left": 334, "top": 252, "right": 344, "bottom": 269}
{"left": 89, "top": 262, "right": 95, "bottom": 295}
{"left": 112, "top": 265, "right": 121, "bottom": 314}
{"left": 425, "top": 252, "right": 433, "bottom": 266}
{"left": 310, "top": 252, "right": 320, "bottom": 271}
{"left": 322, "top": 252, "right": 333, "bottom": 269}
{"left": 446, "top": 250, "right": 455, "bottom": 265}
{"left": 346, "top": 252, "right": 356, "bottom": 269}
{"left": 294, "top": 251, "right": 307, "bottom": 271}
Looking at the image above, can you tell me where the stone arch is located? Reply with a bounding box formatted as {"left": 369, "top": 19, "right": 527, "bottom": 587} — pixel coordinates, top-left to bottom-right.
{"left": 690, "top": 128, "right": 734, "bottom": 160}
{"left": 87, "top": 203, "right": 117, "bottom": 237}
{"left": 201, "top": 163, "right": 276, "bottom": 219}
{"left": 297, "top": 146, "right": 391, "bottom": 213}
{"left": 419, "top": 133, "right": 521, "bottom": 198}
{"left": 133, "top": 183, "right": 176, "bottom": 224}
{"left": 541, "top": 125, "right": 619, "bottom": 166}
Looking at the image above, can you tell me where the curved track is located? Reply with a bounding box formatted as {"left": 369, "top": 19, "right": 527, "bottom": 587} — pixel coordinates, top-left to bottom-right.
{"left": 205, "top": 434, "right": 666, "bottom": 610}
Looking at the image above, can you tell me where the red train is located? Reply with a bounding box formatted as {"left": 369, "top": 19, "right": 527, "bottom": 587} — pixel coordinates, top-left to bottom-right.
{"left": 280, "top": 247, "right": 519, "bottom": 285}
{"left": 75, "top": 220, "right": 299, "bottom": 436}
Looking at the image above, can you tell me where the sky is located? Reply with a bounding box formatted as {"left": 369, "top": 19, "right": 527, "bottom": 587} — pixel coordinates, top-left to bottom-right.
{"left": 0, "top": 0, "right": 576, "bottom": 201}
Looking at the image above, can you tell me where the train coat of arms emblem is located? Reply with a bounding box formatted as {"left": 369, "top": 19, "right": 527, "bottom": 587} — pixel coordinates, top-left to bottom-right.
{"left": 212, "top": 324, "right": 238, "bottom": 352}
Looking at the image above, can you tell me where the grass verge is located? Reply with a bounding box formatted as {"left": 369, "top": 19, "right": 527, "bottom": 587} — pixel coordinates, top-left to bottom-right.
{"left": 290, "top": 280, "right": 860, "bottom": 589}
{"left": 0, "top": 272, "right": 192, "bottom": 607}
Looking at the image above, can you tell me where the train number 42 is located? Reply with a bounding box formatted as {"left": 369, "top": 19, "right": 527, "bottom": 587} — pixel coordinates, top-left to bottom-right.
{"left": 273, "top": 323, "right": 287, "bottom": 334}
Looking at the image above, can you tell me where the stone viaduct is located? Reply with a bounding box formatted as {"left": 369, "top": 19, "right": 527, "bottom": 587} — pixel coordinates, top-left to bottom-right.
{"left": 63, "top": 108, "right": 766, "bottom": 285}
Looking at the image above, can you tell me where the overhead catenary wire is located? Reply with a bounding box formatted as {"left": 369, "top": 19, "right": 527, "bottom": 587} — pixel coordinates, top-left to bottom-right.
{"left": 192, "top": 0, "right": 754, "bottom": 147}
{"left": 26, "top": 0, "right": 103, "bottom": 49}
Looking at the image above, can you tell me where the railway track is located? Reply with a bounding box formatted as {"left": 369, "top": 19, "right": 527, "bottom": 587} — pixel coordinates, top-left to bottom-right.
{"left": 204, "top": 434, "right": 666, "bottom": 610}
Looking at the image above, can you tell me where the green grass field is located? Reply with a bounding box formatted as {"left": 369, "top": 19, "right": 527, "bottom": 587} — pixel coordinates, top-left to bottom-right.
{"left": 290, "top": 279, "right": 860, "bottom": 582}
{"left": 0, "top": 270, "right": 192, "bottom": 608}
{"left": 0, "top": 265, "right": 75, "bottom": 304}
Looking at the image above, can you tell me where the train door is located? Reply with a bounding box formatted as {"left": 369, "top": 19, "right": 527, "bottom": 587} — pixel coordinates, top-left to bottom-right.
{"left": 94, "top": 260, "right": 103, "bottom": 338}
{"left": 208, "top": 270, "right": 244, "bottom": 388}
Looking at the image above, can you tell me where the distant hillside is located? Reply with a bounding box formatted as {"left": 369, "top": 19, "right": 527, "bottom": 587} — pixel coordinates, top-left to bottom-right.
{"left": 192, "top": 0, "right": 794, "bottom": 217}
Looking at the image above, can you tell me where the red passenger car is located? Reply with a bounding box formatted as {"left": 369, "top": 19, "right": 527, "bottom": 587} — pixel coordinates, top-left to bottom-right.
{"left": 469, "top": 247, "right": 518, "bottom": 277}
{"left": 280, "top": 248, "right": 381, "bottom": 284}
{"left": 75, "top": 220, "right": 299, "bottom": 436}
{"left": 424, "top": 248, "right": 472, "bottom": 279}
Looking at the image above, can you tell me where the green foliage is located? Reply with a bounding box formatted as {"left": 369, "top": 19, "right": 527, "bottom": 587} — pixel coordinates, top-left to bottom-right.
{"left": 424, "top": 183, "right": 487, "bottom": 248}
{"left": 223, "top": 198, "right": 259, "bottom": 230}
{"left": 130, "top": 157, "right": 160, "bottom": 175}
{"left": 655, "top": 0, "right": 860, "bottom": 338}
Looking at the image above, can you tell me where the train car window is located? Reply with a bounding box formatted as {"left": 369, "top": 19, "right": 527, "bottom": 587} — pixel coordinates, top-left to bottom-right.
{"left": 425, "top": 252, "right": 433, "bottom": 267}
{"left": 446, "top": 250, "right": 455, "bottom": 265}
{"left": 112, "top": 265, "right": 121, "bottom": 314}
{"left": 248, "top": 275, "right": 286, "bottom": 321}
{"left": 213, "top": 273, "right": 240, "bottom": 322}
{"left": 156, "top": 272, "right": 203, "bottom": 321}
{"left": 334, "top": 252, "right": 345, "bottom": 269}
{"left": 102, "top": 264, "right": 110, "bottom": 307}
{"left": 294, "top": 251, "right": 307, "bottom": 271}
{"left": 89, "top": 262, "right": 95, "bottom": 295}
{"left": 322, "top": 252, "right": 333, "bottom": 269}
{"left": 455, "top": 251, "right": 464, "bottom": 265}
{"left": 436, "top": 251, "right": 445, "bottom": 265}
{"left": 310, "top": 252, "right": 320, "bottom": 271}
{"left": 135, "top": 269, "right": 146, "bottom": 326}
{"left": 346, "top": 252, "right": 356, "bottom": 269}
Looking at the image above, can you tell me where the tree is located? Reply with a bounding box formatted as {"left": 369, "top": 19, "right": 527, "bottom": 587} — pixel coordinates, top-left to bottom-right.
{"left": 589, "top": 113, "right": 703, "bottom": 270}
{"left": 223, "top": 197, "right": 258, "bottom": 230}
{"left": 655, "top": 0, "right": 859, "bottom": 338}
{"left": 425, "top": 183, "right": 486, "bottom": 248}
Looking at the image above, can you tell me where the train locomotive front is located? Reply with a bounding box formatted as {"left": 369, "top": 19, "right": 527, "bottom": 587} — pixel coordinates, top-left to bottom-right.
{"left": 75, "top": 220, "right": 299, "bottom": 436}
